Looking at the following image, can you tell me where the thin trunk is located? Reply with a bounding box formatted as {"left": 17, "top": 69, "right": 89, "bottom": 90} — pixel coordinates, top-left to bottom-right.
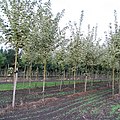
{"left": 23, "top": 65, "right": 26, "bottom": 80}
{"left": 117, "top": 70, "right": 120, "bottom": 94}
{"left": 59, "top": 67, "right": 62, "bottom": 91}
{"left": 119, "top": 61, "right": 120, "bottom": 94}
{"left": 118, "top": 79, "right": 120, "bottom": 94}
{"left": 64, "top": 70, "right": 66, "bottom": 81}
{"left": 59, "top": 76, "right": 62, "bottom": 91}
{"left": 74, "top": 70, "right": 76, "bottom": 94}
{"left": 36, "top": 66, "right": 39, "bottom": 81}
{"left": 23, "top": 65, "right": 26, "bottom": 85}
{"left": 26, "top": 66, "right": 29, "bottom": 81}
{"left": 7, "top": 64, "right": 9, "bottom": 75}
{"left": 4, "top": 67, "right": 7, "bottom": 79}
{"left": 63, "top": 70, "right": 65, "bottom": 86}
{"left": 84, "top": 74, "right": 88, "bottom": 92}
{"left": 85, "top": 65, "right": 88, "bottom": 92}
{"left": 59, "top": 70, "right": 65, "bottom": 91}
{"left": 12, "top": 48, "right": 18, "bottom": 108}
{"left": 4, "top": 67, "right": 7, "bottom": 82}
{"left": 28, "top": 63, "right": 32, "bottom": 94}
{"left": 90, "top": 72, "right": 94, "bottom": 86}
{"left": 91, "top": 65, "right": 94, "bottom": 86}
{"left": 42, "top": 60, "right": 46, "bottom": 100}
{"left": 117, "top": 70, "right": 119, "bottom": 86}
{"left": 107, "top": 70, "right": 110, "bottom": 87}
{"left": 108, "top": 70, "right": 111, "bottom": 87}
{"left": 112, "top": 67, "right": 115, "bottom": 96}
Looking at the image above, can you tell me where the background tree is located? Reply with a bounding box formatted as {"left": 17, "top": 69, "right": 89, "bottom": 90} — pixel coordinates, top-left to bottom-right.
{"left": 67, "top": 15, "right": 84, "bottom": 93}
{"left": 106, "top": 10, "right": 120, "bottom": 96}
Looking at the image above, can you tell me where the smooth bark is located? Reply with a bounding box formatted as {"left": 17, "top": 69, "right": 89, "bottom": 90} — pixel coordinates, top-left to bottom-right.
{"left": 112, "top": 67, "right": 115, "bottom": 96}
{"left": 42, "top": 60, "right": 46, "bottom": 100}
{"left": 12, "top": 48, "right": 18, "bottom": 108}
{"left": 84, "top": 74, "right": 88, "bottom": 92}
{"left": 73, "top": 70, "right": 76, "bottom": 94}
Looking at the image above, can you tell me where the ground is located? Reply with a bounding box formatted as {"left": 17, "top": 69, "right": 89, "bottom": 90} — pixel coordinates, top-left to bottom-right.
{"left": 0, "top": 81, "right": 120, "bottom": 120}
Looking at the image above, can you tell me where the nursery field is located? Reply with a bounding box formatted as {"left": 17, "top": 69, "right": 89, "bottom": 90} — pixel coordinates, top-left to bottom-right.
{"left": 1, "top": 0, "right": 120, "bottom": 119}
{"left": 0, "top": 81, "right": 120, "bottom": 120}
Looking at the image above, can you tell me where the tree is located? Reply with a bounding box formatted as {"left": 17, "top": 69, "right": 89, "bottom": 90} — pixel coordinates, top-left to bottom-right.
{"left": 26, "top": 0, "right": 65, "bottom": 99}
{"left": 106, "top": 10, "right": 120, "bottom": 96}
{"left": 53, "top": 25, "right": 68, "bottom": 90}
{"left": 67, "top": 10, "right": 84, "bottom": 93}
{"left": 82, "top": 25, "right": 95, "bottom": 92}
{"left": 55, "top": 48, "right": 67, "bottom": 91}
{"left": 0, "top": 0, "right": 36, "bottom": 108}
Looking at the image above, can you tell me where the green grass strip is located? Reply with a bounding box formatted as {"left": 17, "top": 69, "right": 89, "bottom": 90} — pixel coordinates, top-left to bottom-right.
{"left": 0, "top": 80, "right": 109, "bottom": 91}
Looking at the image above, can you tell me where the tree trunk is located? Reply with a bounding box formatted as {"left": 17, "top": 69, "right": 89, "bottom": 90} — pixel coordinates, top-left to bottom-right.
{"left": 24, "top": 65, "right": 26, "bottom": 79}
{"left": 26, "top": 66, "right": 29, "bottom": 81}
{"left": 107, "top": 70, "right": 110, "bottom": 87}
{"left": 91, "top": 66, "right": 94, "bottom": 87}
{"left": 12, "top": 48, "right": 18, "bottom": 108}
{"left": 28, "top": 63, "right": 32, "bottom": 94}
{"left": 119, "top": 61, "right": 120, "bottom": 94}
{"left": 36, "top": 66, "right": 39, "bottom": 81}
{"left": 59, "top": 75, "right": 63, "bottom": 91}
{"left": 63, "top": 70, "right": 65, "bottom": 86}
{"left": 59, "top": 69, "right": 65, "bottom": 91}
{"left": 73, "top": 70, "right": 76, "bottom": 94}
{"left": 4, "top": 66, "right": 7, "bottom": 80}
{"left": 23, "top": 65, "right": 26, "bottom": 85}
{"left": 117, "top": 70, "right": 120, "bottom": 94}
{"left": 42, "top": 60, "right": 46, "bottom": 100}
{"left": 112, "top": 67, "right": 115, "bottom": 96}
{"left": 118, "top": 79, "right": 120, "bottom": 94}
{"left": 84, "top": 74, "right": 88, "bottom": 92}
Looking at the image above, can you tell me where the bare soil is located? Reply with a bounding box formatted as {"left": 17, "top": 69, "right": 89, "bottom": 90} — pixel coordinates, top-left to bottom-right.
{"left": 0, "top": 81, "right": 120, "bottom": 120}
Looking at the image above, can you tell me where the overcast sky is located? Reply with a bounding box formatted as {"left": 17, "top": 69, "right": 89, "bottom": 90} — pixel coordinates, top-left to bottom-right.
{"left": 51, "top": 0, "right": 120, "bottom": 40}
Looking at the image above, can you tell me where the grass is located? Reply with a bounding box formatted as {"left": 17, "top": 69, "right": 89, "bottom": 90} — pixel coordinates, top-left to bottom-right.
{"left": 111, "top": 104, "right": 120, "bottom": 114}
{"left": 0, "top": 80, "right": 109, "bottom": 91}
{"left": 0, "top": 81, "right": 71, "bottom": 91}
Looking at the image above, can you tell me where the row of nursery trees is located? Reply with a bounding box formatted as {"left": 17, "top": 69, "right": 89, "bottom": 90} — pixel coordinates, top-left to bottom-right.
{"left": 0, "top": 0, "right": 120, "bottom": 108}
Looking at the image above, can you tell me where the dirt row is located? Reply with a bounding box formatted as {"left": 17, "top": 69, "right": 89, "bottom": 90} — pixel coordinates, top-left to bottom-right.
{"left": 0, "top": 88, "right": 120, "bottom": 120}
{"left": 0, "top": 82, "right": 107, "bottom": 109}
{"left": 0, "top": 82, "right": 120, "bottom": 120}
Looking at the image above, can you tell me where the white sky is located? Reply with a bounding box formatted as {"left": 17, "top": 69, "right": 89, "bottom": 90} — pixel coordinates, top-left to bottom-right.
{"left": 1, "top": 0, "right": 120, "bottom": 48}
{"left": 51, "top": 0, "right": 120, "bottom": 40}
